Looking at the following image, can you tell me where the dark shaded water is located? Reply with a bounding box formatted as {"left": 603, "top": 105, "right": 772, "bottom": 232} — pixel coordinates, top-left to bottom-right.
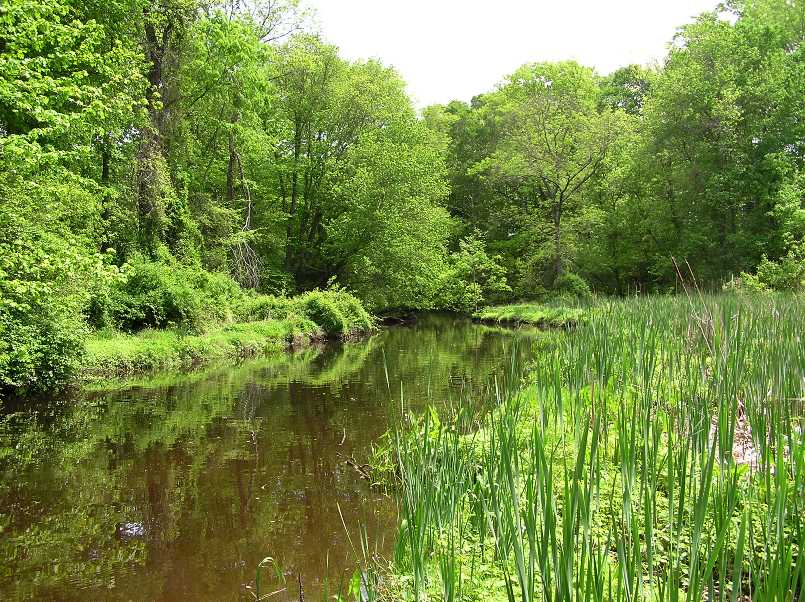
{"left": 0, "top": 315, "right": 538, "bottom": 601}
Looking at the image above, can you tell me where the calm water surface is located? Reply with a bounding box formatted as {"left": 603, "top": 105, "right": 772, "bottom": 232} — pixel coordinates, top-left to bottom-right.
{"left": 1, "top": 315, "right": 538, "bottom": 601}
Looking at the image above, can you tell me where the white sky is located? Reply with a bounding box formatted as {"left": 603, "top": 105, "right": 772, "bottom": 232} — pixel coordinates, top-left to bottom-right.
{"left": 304, "top": 0, "right": 720, "bottom": 107}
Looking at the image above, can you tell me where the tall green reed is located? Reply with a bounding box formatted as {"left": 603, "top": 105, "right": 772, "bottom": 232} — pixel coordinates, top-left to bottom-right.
{"left": 388, "top": 294, "right": 804, "bottom": 601}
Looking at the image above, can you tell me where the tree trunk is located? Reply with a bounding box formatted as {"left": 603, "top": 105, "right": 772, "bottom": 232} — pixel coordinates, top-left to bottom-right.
{"left": 552, "top": 196, "right": 564, "bottom": 282}
{"left": 284, "top": 115, "right": 302, "bottom": 274}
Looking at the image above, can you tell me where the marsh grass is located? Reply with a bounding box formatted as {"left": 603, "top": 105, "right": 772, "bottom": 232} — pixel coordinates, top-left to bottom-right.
{"left": 473, "top": 304, "right": 584, "bottom": 328}
{"left": 81, "top": 318, "right": 319, "bottom": 380}
{"left": 388, "top": 294, "right": 804, "bottom": 601}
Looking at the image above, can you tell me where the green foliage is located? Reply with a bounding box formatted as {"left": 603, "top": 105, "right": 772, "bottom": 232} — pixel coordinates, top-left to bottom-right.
{"left": 327, "top": 114, "right": 454, "bottom": 310}
{"left": 474, "top": 303, "right": 584, "bottom": 328}
{"left": 2, "top": 0, "right": 804, "bottom": 395}
{"left": 82, "top": 318, "right": 317, "bottom": 380}
{"left": 597, "top": 64, "right": 654, "bottom": 115}
{"left": 424, "top": 0, "right": 804, "bottom": 295}
{"left": 97, "top": 254, "right": 245, "bottom": 333}
{"left": 733, "top": 246, "right": 805, "bottom": 292}
{"left": 0, "top": 0, "right": 145, "bottom": 156}
{"left": 552, "top": 272, "right": 592, "bottom": 300}
{"left": 0, "top": 170, "right": 120, "bottom": 394}
{"left": 81, "top": 287, "right": 373, "bottom": 381}
{"left": 295, "top": 290, "right": 374, "bottom": 337}
{"left": 237, "top": 294, "right": 296, "bottom": 322}
{"left": 296, "top": 292, "right": 350, "bottom": 336}
{"left": 238, "top": 289, "right": 374, "bottom": 337}
{"left": 0, "top": 0, "right": 147, "bottom": 393}
{"left": 389, "top": 294, "right": 804, "bottom": 600}
{"left": 0, "top": 223, "right": 87, "bottom": 392}
{"left": 468, "top": 61, "right": 631, "bottom": 289}
{"left": 437, "top": 232, "right": 511, "bottom": 312}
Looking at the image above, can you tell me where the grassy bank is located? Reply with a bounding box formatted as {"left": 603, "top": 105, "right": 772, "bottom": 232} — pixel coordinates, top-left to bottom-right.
{"left": 473, "top": 302, "right": 584, "bottom": 328}
{"left": 81, "top": 290, "right": 374, "bottom": 382}
{"left": 382, "top": 294, "right": 804, "bottom": 601}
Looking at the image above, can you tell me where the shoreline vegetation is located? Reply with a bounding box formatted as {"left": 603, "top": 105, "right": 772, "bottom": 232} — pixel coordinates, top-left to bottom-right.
{"left": 1, "top": 0, "right": 803, "bottom": 599}
{"left": 378, "top": 293, "right": 804, "bottom": 601}
{"left": 473, "top": 303, "right": 585, "bottom": 328}
{"left": 81, "top": 300, "right": 584, "bottom": 386}
{"left": 81, "top": 288, "right": 375, "bottom": 384}
{"left": 82, "top": 299, "right": 589, "bottom": 386}
{"left": 2, "top": 0, "right": 802, "bottom": 400}
{"left": 83, "top": 319, "right": 315, "bottom": 382}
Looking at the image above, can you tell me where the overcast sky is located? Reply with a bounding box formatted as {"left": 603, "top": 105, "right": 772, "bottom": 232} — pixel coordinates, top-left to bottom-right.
{"left": 304, "top": 0, "right": 720, "bottom": 107}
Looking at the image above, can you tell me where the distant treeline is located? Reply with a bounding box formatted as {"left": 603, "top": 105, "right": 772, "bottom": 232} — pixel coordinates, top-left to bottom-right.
{"left": 424, "top": 0, "right": 803, "bottom": 296}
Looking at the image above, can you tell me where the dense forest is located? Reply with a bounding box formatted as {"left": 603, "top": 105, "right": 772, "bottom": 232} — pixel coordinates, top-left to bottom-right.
{"left": 1, "top": 0, "right": 803, "bottom": 394}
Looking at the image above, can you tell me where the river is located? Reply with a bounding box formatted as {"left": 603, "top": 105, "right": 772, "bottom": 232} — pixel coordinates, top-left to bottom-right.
{"left": 0, "top": 314, "right": 539, "bottom": 601}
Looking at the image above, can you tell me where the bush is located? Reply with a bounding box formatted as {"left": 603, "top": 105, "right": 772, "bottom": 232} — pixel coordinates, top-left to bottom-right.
{"left": 236, "top": 295, "right": 295, "bottom": 322}
{"left": 436, "top": 233, "right": 512, "bottom": 312}
{"left": 295, "top": 289, "right": 373, "bottom": 337}
{"left": 328, "top": 291, "right": 374, "bottom": 333}
{"left": 552, "top": 272, "right": 592, "bottom": 301}
{"left": 97, "top": 254, "right": 246, "bottom": 333}
{"left": 238, "top": 289, "right": 372, "bottom": 337}
{"left": 297, "top": 291, "right": 348, "bottom": 335}
{"left": 103, "top": 257, "right": 202, "bottom": 332}
{"left": 0, "top": 208, "right": 95, "bottom": 393}
{"left": 189, "top": 268, "right": 246, "bottom": 323}
{"left": 732, "top": 247, "right": 805, "bottom": 293}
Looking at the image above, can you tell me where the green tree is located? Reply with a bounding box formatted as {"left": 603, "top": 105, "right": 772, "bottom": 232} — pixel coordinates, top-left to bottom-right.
{"left": 475, "top": 61, "right": 629, "bottom": 289}
{"left": 326, "top": 117, "right": 453, "bottom": 309}
{"left": 0, "top": 0, "right": 143, "bottom": 392}
{"left": 635, "top": 3, "right": 804, "bottom": 283}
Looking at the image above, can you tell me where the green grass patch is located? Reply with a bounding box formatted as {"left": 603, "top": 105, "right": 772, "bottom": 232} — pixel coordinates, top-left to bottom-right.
{"left": 238, "top": 289, "right": 375, "bottom": 338}
{"left": 473, "top": 302, "right": 584, "bottom": 327}
{"left": 82, "top": 289, "right": 375, "bottom": 382}
{"left": 81, "top": 318, "right": 318, "bottom": 381}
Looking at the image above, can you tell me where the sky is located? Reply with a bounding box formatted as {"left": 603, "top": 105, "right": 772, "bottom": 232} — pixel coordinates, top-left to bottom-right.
{"left": 304, "top": 0, "right": 721, "bottom": 107}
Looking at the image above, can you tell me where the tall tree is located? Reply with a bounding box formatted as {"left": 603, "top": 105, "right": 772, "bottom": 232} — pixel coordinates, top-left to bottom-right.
{"left": 636, "top": 2, "right": 804, "bottom": 282}
{"left": 476, "top": 62, "right": 629, "bottom": 287}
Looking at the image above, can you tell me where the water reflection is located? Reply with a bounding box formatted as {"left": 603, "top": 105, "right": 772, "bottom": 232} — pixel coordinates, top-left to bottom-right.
{"left": 0, "top": 315, "right": 538, "bottom": 601}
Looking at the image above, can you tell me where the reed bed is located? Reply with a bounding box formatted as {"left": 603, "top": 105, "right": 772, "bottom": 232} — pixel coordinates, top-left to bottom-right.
{"left": 386, "top": 294, "right": 804, "bottom": 601}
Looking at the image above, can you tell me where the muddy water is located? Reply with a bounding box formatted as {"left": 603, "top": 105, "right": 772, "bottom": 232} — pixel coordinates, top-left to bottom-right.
{"left": 0, "top": 315, "right": 538, "bottom": 601}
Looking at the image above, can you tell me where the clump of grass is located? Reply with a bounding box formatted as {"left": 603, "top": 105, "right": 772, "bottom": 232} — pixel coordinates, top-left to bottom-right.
{"left": 473, "top": 303, "right": 584, "bottom": 328}
{"left": 81, "top": 317, "right": 319, "bottom": 380}
{"left": 238, "top": 289, "right": 374, "bottom": 338}
{"left": 82, "top": 289, "right": 375, "bottom": 382}
{"left": 386, "top": 294, "right": 804, "bottom": 601}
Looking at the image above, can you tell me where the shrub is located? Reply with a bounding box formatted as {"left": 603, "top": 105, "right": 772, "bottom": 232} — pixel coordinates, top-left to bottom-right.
{"left": 733, "top": 247, "right": 805, "bottom": 293}
{"left": 0, "top": 208, "right": 96, "bottom": 393}
{"left": 552, "top": 272, "right": 592, "bottom": 301}
{"left": 236, "top": 295, "right": 295, "bottom": 322}
{"left": 328, "top": 290, "right": 374, "bottom": 333}
{"left": 237, "top": 289, "right": 372, "bottom": 337}
{"left": 104, "top": 257, "right": 202, "bottom": 332}
{"left": 99, "top": 255, "right": 246, "bottom": 333}
{"left": 295, "top": 290, "right": 373, "bottom": 337}
{"left": 296, "top": 291, "right": 350, "bottom": 336}
{"left": 436, "top": 233, "right": 512, "bottom": 312}
{"left": 189, "top": 268, "right": 246, "bottom": 323}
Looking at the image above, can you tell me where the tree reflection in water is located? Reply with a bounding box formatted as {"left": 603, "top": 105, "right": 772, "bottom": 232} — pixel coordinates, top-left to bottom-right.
{"left": 0, "top": 315, "right": 539, "bottom": 601}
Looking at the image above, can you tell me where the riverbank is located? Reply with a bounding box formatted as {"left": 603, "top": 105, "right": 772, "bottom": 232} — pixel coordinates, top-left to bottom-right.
{"left": 473, "top": 302, "right": 584, "bottom": 327}
{"left": 82, "top": 319, "right": 314, "bottom": 381}
{"left": 80, "top": 290, "right": 375, "bottom": 383}
{"left": 382, "top": 293, "right": 804, "bottom": 601}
